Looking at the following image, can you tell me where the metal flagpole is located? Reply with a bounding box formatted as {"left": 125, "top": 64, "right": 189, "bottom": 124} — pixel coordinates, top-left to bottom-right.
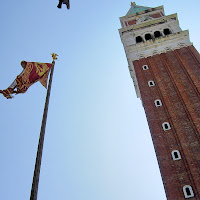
{"left": 30, "top": 54, "right": 57, "bottom": 200}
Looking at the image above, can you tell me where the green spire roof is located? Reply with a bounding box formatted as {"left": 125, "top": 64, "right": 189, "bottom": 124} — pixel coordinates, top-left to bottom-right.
{"left": 126, "top": 2, "right": 151, "bottom": 15}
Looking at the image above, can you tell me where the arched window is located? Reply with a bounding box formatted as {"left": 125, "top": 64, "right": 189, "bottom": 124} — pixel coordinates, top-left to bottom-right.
{"left": 171, "top": 150, "right": 181, "bottom": 160}
{"left": 163, "top": 28, "right": 171, "bottom": 35}
{"left": 183, "top": 185, "right": 194, "bottom": 198}
{"left": 154, "top": 31, "right": 162, "bottom": 38}
{"left": 145, "top": 33, "right": 153, "bottom": 41}
{"left": 162, "top": 122, "right": 171, "bottom": 131}
{"left": 148, "top": 80, "right": 155, "bottom": 87}
{"left": 154, "top": 99, "right": 162, "bottom": 107}
{"left": 136, "top": 36, "right": 144, "bottom": 43}
{"left": 142, "top": 65, "right": 149, "bottom": 70}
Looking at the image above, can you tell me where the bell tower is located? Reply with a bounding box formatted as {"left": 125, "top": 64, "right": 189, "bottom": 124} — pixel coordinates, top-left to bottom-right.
{"left": 119, "top": 2, "right": 200, "bottom": 200}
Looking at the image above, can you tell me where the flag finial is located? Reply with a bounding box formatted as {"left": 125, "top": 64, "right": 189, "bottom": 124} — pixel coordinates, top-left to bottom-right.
{"left": 51, "top": 53, "right": 58, "bottom": 61}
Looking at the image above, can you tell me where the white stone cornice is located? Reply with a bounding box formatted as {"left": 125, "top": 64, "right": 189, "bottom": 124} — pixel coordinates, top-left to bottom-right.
{"left": 126, "top": 30, "right": 192, "bottom": 61}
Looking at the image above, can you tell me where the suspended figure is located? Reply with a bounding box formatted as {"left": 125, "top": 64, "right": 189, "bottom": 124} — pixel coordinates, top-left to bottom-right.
{"left": 57, "top": 0, "right": 70, "bottom": 9}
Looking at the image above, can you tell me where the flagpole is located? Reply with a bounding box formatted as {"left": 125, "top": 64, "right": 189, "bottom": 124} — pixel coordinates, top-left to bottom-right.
{"left": 30, "top": 59, "right": 55, "bottom": 200}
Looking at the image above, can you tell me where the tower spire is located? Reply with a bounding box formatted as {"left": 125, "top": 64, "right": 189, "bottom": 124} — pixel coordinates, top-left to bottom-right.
{"left": 126, "top": 2, "right": 151, "bottom": 15}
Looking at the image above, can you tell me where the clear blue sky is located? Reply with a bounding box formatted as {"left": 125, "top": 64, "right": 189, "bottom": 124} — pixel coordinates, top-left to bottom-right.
{"left": 0, "top": 0, "right": 200, "bottom": 200}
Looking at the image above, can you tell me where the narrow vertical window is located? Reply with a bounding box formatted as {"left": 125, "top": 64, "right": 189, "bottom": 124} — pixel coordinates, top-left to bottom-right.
{"left": 154, "top": 99, "right": 162, "bottom": 107}
{"left": 183, "top": 185, "right": 194, "bottom": 198}
{"left": 162, "top": 122, "right": 171, "bottom": 131}
{"left": 142, "top": 65, "right": 148, "bottom": 70}
{"left": 148, "top": 80, "right": 155, "bottom": 87}
{"left": 171, "top": 150, "right": 181, "bottom": 160}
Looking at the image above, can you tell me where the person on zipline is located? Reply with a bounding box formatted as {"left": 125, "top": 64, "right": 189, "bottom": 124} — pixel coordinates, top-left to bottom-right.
{"left": 57, "top": 0, "right": 70, "bottom": 9}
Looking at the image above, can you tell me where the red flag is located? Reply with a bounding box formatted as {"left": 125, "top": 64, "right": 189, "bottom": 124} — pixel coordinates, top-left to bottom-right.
{"left": 0, "top": 61, "right": 54, "bottom": 99}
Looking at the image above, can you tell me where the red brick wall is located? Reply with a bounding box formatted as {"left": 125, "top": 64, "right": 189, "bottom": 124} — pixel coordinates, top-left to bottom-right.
{"left": 133, "top": 46, "right": 200, "bottom": 200}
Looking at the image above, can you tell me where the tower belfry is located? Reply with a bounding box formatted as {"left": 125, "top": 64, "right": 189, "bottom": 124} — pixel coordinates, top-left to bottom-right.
{"left": 119, "top": 2, "right": 200, "bottom": 200}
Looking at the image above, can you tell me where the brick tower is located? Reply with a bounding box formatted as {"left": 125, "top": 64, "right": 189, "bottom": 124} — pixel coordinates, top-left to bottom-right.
{"left": 119, "top": 2, "right": 200, "bottom": 200}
